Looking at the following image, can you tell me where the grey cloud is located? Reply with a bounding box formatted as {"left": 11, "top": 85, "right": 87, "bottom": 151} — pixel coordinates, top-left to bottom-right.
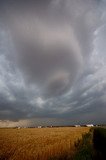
{"left": 11, "top": 19, "right": 82, "bottom": 96}
{"left": 1, "top": 0, "right": 100, "bottom": 97}
{"left": 0, "top": 0, "right": 106, "bottom": 126}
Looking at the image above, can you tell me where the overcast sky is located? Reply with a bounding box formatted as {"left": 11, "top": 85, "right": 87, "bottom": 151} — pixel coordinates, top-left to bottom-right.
{"left": 0, "top": 0, "right": 106, "bottom": 127}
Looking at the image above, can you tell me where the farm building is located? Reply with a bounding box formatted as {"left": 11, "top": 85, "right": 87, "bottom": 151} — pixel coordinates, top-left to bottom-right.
{"left": 86, "top": 124, "right": 94, "bottom": 127}
{"left": 74, "top": 125, "right": 80, "bottom": 127}
{"left": 38, "top": 126, "right": 42, "bottom": 128}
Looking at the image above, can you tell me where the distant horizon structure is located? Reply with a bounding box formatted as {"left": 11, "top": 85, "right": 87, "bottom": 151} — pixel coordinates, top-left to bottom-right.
{"left": 75, "top": 125, "right": 80, "bottom": 127}
{"left": 86, "top": 124, "right": 94, "bottom": 127}
{"left": 38, "top": 126, "right": 42, "bottom": 128}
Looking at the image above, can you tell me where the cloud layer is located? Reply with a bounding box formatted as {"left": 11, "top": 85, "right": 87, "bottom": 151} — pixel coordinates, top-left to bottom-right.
{"left": 0, "top": 0, "right": 106, "bottom": 126}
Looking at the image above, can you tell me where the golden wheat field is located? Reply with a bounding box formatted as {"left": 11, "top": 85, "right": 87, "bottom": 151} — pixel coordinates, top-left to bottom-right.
{"left": 0, "top": 127, "right": 89, "bottom": 160}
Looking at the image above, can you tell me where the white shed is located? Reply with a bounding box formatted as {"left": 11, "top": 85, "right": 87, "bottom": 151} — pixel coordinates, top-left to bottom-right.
{"left": 38, "top": 126, "right": 42, "bottom": 128}
{"left": 86, "top": 124, "right": 94, "bottom": 127}
{"left": 75, "top": 125, "right": 80, "bottom": 127}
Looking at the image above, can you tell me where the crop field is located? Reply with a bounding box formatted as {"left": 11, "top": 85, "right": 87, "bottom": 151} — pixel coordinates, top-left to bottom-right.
{"left": 0, "top": 127, "right": 89, "bottom": 160}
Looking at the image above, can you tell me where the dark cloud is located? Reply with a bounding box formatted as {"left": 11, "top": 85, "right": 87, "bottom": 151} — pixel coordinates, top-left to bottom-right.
{"left": 0, "top": 0, "right": 106, "bottom": 126}
{"left": 1, "top": 0, "right": 99, "bottom": 96}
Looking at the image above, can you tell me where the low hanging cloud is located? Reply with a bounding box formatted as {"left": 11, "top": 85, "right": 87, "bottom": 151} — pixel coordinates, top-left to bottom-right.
{"left": 0, "top": 0, "right": 106, "bottom": 126}
{"left": 1, "top": 0, "right": 99, "bottom": 96}
{"left": 8, "top": 12, "right": 83, "bottom": 96}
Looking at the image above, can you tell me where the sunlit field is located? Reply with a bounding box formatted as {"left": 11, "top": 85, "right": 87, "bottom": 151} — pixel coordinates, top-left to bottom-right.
{"left": 0, "top": 127, "right": 89, "bottom": 160}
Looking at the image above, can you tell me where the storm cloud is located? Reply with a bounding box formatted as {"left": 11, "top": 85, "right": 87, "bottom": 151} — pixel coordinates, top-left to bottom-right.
{"left": 0, "top": 0, "right": 106, "bottom": 127}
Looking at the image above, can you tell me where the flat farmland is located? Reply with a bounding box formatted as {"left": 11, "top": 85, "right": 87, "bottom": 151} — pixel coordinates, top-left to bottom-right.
{"left": 0, "top": 127, "right": 89, "bottom": 160}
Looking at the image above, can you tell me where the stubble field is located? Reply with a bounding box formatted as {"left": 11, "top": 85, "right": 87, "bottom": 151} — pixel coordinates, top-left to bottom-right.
{"left": 0, "top": 127, "right": 89, "bottom": 160}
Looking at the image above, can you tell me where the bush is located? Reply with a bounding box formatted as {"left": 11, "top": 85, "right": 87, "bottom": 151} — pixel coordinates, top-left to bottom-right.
{"left": 93, "top": 127, "right": 106, "bottom": 159}
{"left": 73, "top": 131, "right": 93, "bottom": 160}
{"left": 73, "top": 127, "right": 106, "bottom": 160}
